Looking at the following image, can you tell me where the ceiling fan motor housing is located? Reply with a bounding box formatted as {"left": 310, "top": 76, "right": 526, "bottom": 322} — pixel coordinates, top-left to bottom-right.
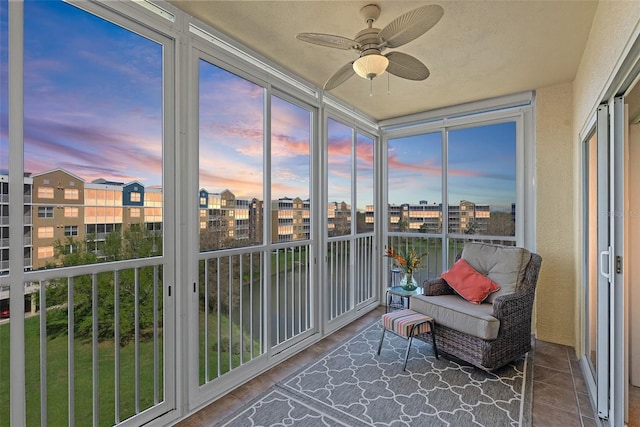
{"left": 353, "top": 27, "right": 386, "bottom": 79}
{"left": 355, "top": 26, "right": 385, "bottom": 64}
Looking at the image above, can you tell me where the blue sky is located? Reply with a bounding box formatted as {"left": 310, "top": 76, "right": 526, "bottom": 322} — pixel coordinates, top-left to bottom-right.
{"left": 1, "top": 0, "right": 516, "bottom": 211}
{"left": 388, "top": 123, "right": 516, "bottom": 211}
{"left": 22, "top": 0, "right": 163, "bottom": 186}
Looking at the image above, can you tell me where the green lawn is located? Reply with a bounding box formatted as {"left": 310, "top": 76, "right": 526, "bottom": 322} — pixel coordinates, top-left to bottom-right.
{"left": 1, "top": 315, "right": 163, "bottom": 427}
{"left": 2, "top": 308, "right": 261, "bottom": 426}
{"left": 198, "top": 303, "right": 262, "bottom": 385}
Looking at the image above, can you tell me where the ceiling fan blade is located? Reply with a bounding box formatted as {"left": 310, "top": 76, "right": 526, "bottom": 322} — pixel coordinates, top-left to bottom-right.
{"left": 378, "top": 5, "right": 444, "bottom": 49}
{"left": 324, "top": 62, "right": 356, "bottom": 90}
{"left": 296, "top": 33, "right": 359, "bottom": 50}
{"left": 385, "top": 52, "right": 430, "bottom": 81}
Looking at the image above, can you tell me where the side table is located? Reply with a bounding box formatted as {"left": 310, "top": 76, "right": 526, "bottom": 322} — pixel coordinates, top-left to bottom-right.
{"left": 385, "top": 286, "right": 424, "bottom": 312}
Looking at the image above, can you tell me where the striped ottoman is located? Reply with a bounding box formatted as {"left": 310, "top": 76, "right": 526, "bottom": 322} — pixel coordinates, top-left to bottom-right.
{"left": 377, "top": 308, "right": 438, "bottom": 371}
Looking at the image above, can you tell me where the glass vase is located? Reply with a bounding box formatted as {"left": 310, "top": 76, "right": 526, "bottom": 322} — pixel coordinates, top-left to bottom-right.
{"left": 400, "top": 273, "right": 418, "bottom": 291}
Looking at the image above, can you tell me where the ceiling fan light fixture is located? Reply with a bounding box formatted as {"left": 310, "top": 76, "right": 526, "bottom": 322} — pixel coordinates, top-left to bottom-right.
{"left": 353, "top": 54, "right": 389, "bottom": 80}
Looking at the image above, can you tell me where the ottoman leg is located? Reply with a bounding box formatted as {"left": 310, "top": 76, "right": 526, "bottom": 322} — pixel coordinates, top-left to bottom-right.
{"left": 403, "top": 324, "right": 416, "bottom": 371}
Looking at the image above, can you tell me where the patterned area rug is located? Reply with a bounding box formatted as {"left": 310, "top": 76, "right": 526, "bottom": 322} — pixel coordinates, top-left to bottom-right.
{"left": 220, "top": 321, "right": 533, "bottom": 426}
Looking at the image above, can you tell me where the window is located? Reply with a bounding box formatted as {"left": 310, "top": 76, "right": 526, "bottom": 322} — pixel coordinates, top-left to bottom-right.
{"left": 198, "top": 60, "right": 264, "bottom": 250}
{"left": 38, "top": 187, "right": 54, "bottom": 198}
{"left": 144, "top": 207, "right": 161, "bottom": 222}
{"left": 37, "top": 246, "right": 54, "bottom": 259}
{"left": 24, "top": 0, "right": 163, "bottom": 271}
{"left": 356, "top": 133, "right": 374, "bottom": 234}
{"left": 327, "top": 119, "right": 352, "bottom": 237}
{"left": 64, "top": 206, "right": 78, "bottom": 218}
{"left": 37, "top": 226, "right": 54, "bottom": 238}
{"left": 64, "top": 226, "right": 78, "bottom": 236}
{"left": 388, "top": 132, "right": 442, "bottom": 233}
{"left": 64, "top": 188, "right": 78, "bottom": 199}
{"left": 271, "top": 95, "right": 311, "bottom": 243}
{"left": 447, "top": 122, "right": 516, "bottom": 236}
{"left": 130, "top": 207, "right": 140, "bottom": 218}
{"left": 38, "top": 206, "right": 54, "bottom": 218}
{"left": 385, "top": 116, "right": 522, "bottom": 284}
{"left": 130, "top": 191, "right": 141, "bottom": 202}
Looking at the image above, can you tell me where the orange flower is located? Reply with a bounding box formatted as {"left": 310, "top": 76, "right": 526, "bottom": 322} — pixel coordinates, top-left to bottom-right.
{"left": 384, "top": 246, "right": 427, "bottom": 275}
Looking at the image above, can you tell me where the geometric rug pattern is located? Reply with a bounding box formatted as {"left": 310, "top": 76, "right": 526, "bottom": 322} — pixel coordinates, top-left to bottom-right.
{"left": 220, "top": 321, "right": 532, "bottom": 426}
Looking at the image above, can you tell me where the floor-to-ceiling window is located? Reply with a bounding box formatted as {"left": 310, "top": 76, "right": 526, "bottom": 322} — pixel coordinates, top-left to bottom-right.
{"left": 269, "top": 94, "right": 312, "bottom": 346}
{"left": 197, "top": 60, "right": 266, "bottom": 384}
{"left": 384, "top": 112, "right": 527, "bottom": 280}
{"left": 2, "top": 1, "right": 176, "bottom": 425}
{"left": 325, "top": 116, "right": 377, "bottom": 326}
{"left": 387, "top": 131, "right": 443, "bottom": 284}
{"left": 194, "top": 46, "right": 316, "bottom": 402}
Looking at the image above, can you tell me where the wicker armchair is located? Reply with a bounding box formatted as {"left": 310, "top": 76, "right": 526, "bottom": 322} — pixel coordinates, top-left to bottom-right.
{"left": 411, "top": 246, "right": 542, "bottom": 371}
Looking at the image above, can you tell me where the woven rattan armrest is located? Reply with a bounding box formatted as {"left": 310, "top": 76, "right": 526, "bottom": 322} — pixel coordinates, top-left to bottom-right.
{"left": 422, "top": 277, "right": 454, "bottom": 296}
{"left": 491, "top": 286, "right": 535, "bottom": 319}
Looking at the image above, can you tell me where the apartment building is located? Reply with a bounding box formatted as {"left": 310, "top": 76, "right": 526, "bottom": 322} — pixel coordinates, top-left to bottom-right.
{"left": 383, "top": 200, "right": 493, "bottom": 234}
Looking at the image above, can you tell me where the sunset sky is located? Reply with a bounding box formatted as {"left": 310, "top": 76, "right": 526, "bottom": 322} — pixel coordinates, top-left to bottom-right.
{"left": 1, "top": 0, "right": 516, "bottom": 211}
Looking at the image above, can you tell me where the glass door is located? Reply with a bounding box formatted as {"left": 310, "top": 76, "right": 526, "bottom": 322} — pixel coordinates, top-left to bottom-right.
{"left": 583, "top": 104, "right": 611, "bottom": 420}
{"left": 584, "top": 99, "right": 627, "bottom": 424}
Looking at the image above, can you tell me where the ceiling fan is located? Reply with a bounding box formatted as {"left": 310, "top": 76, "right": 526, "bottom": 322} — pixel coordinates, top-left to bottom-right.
{"left": 296, "top": 3, "right": 444, "bottom": 91}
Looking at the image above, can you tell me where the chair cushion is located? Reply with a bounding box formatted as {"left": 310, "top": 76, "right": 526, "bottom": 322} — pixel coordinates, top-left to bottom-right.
{"left": 381, "top": 309, "right": 432, "bottom": 337}
{"left": 461, "top": 242, "right": 531, "bottom": 303}
{"left": 411, "top": 294, "right": 500, "bottom": 340}
{"left": 441, "top": 259, "right": 500, "bottom": 304}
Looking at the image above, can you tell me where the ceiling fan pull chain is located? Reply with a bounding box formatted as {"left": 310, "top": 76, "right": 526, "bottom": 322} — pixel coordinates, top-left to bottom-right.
{"left": 387, "top": 72, "right": 390, "bottom": 95}
{"left": 370, "top": 78, "right": 373, "bottom": 97}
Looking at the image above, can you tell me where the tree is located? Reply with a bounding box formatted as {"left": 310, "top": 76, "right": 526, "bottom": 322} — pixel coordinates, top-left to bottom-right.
{"left": 397, "top": 217, "right": 409, "bottom": 232}
{"left": 43, "top": 226, "right": 163, "bottom": 345}
{"left": 487, "top": 212, "right": 515, "bottom": 236}
{"left": 464, "top": 220, "right": 478, "bottom": 235}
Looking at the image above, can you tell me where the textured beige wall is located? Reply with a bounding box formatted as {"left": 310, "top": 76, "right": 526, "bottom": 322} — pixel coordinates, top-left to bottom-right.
{"left": 533, "top": 2, "right": 640, "bottom": 349}
{"left": 573, "top": 2, "right": 640, "bottom": 132}
{"left": 570, "top": 2, "right": 640, "bottom": 354}
{"left": 535, "top": 83, "right": 575, "bottom": 346}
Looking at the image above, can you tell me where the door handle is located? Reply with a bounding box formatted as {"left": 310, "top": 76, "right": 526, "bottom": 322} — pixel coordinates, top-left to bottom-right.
{"left": 599, "top": 246, "right": 611, "bottom": 281}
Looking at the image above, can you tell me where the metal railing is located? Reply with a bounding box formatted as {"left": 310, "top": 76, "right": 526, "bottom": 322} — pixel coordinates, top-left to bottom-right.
{"left": 327, "top": 234, "right": 376, "bottom": 321}
{"left": 24, "top": 260, "right": 166, "bottom": 426}
{"left": 198, "top": 242, "right": 314, "bottom": 386}
{"left": 386, "top": 234, "right": 516, "bottom": 286}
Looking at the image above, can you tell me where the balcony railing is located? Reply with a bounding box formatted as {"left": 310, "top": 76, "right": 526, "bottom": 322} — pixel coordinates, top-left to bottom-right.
{"left": 386, "top": 234, "right": 516, "bottom": 286}
{"left": 24, "top": 260, "right": 166, "bottom": 426}
{"left": 326, "top": 234, "right": 376, "bottom": 322}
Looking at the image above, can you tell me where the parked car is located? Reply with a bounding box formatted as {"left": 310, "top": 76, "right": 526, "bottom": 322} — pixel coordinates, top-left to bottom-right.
{"left": 0, "top": 308, "right": 9, "bottom": 319}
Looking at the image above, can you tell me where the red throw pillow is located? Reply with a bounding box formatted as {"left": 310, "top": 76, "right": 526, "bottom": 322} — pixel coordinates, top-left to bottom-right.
{"left": 441, "top": 259, "right": 501, "bottom": 304}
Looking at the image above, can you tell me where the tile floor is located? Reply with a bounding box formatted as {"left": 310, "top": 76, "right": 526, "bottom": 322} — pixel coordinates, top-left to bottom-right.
{"left": 175, "top": 306, "right": 606, "bottom": 427}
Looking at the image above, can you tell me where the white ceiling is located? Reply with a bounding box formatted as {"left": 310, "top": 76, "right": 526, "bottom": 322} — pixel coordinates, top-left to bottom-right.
{"left": 168, "top": 0, "right": 598, "bottom": 121}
